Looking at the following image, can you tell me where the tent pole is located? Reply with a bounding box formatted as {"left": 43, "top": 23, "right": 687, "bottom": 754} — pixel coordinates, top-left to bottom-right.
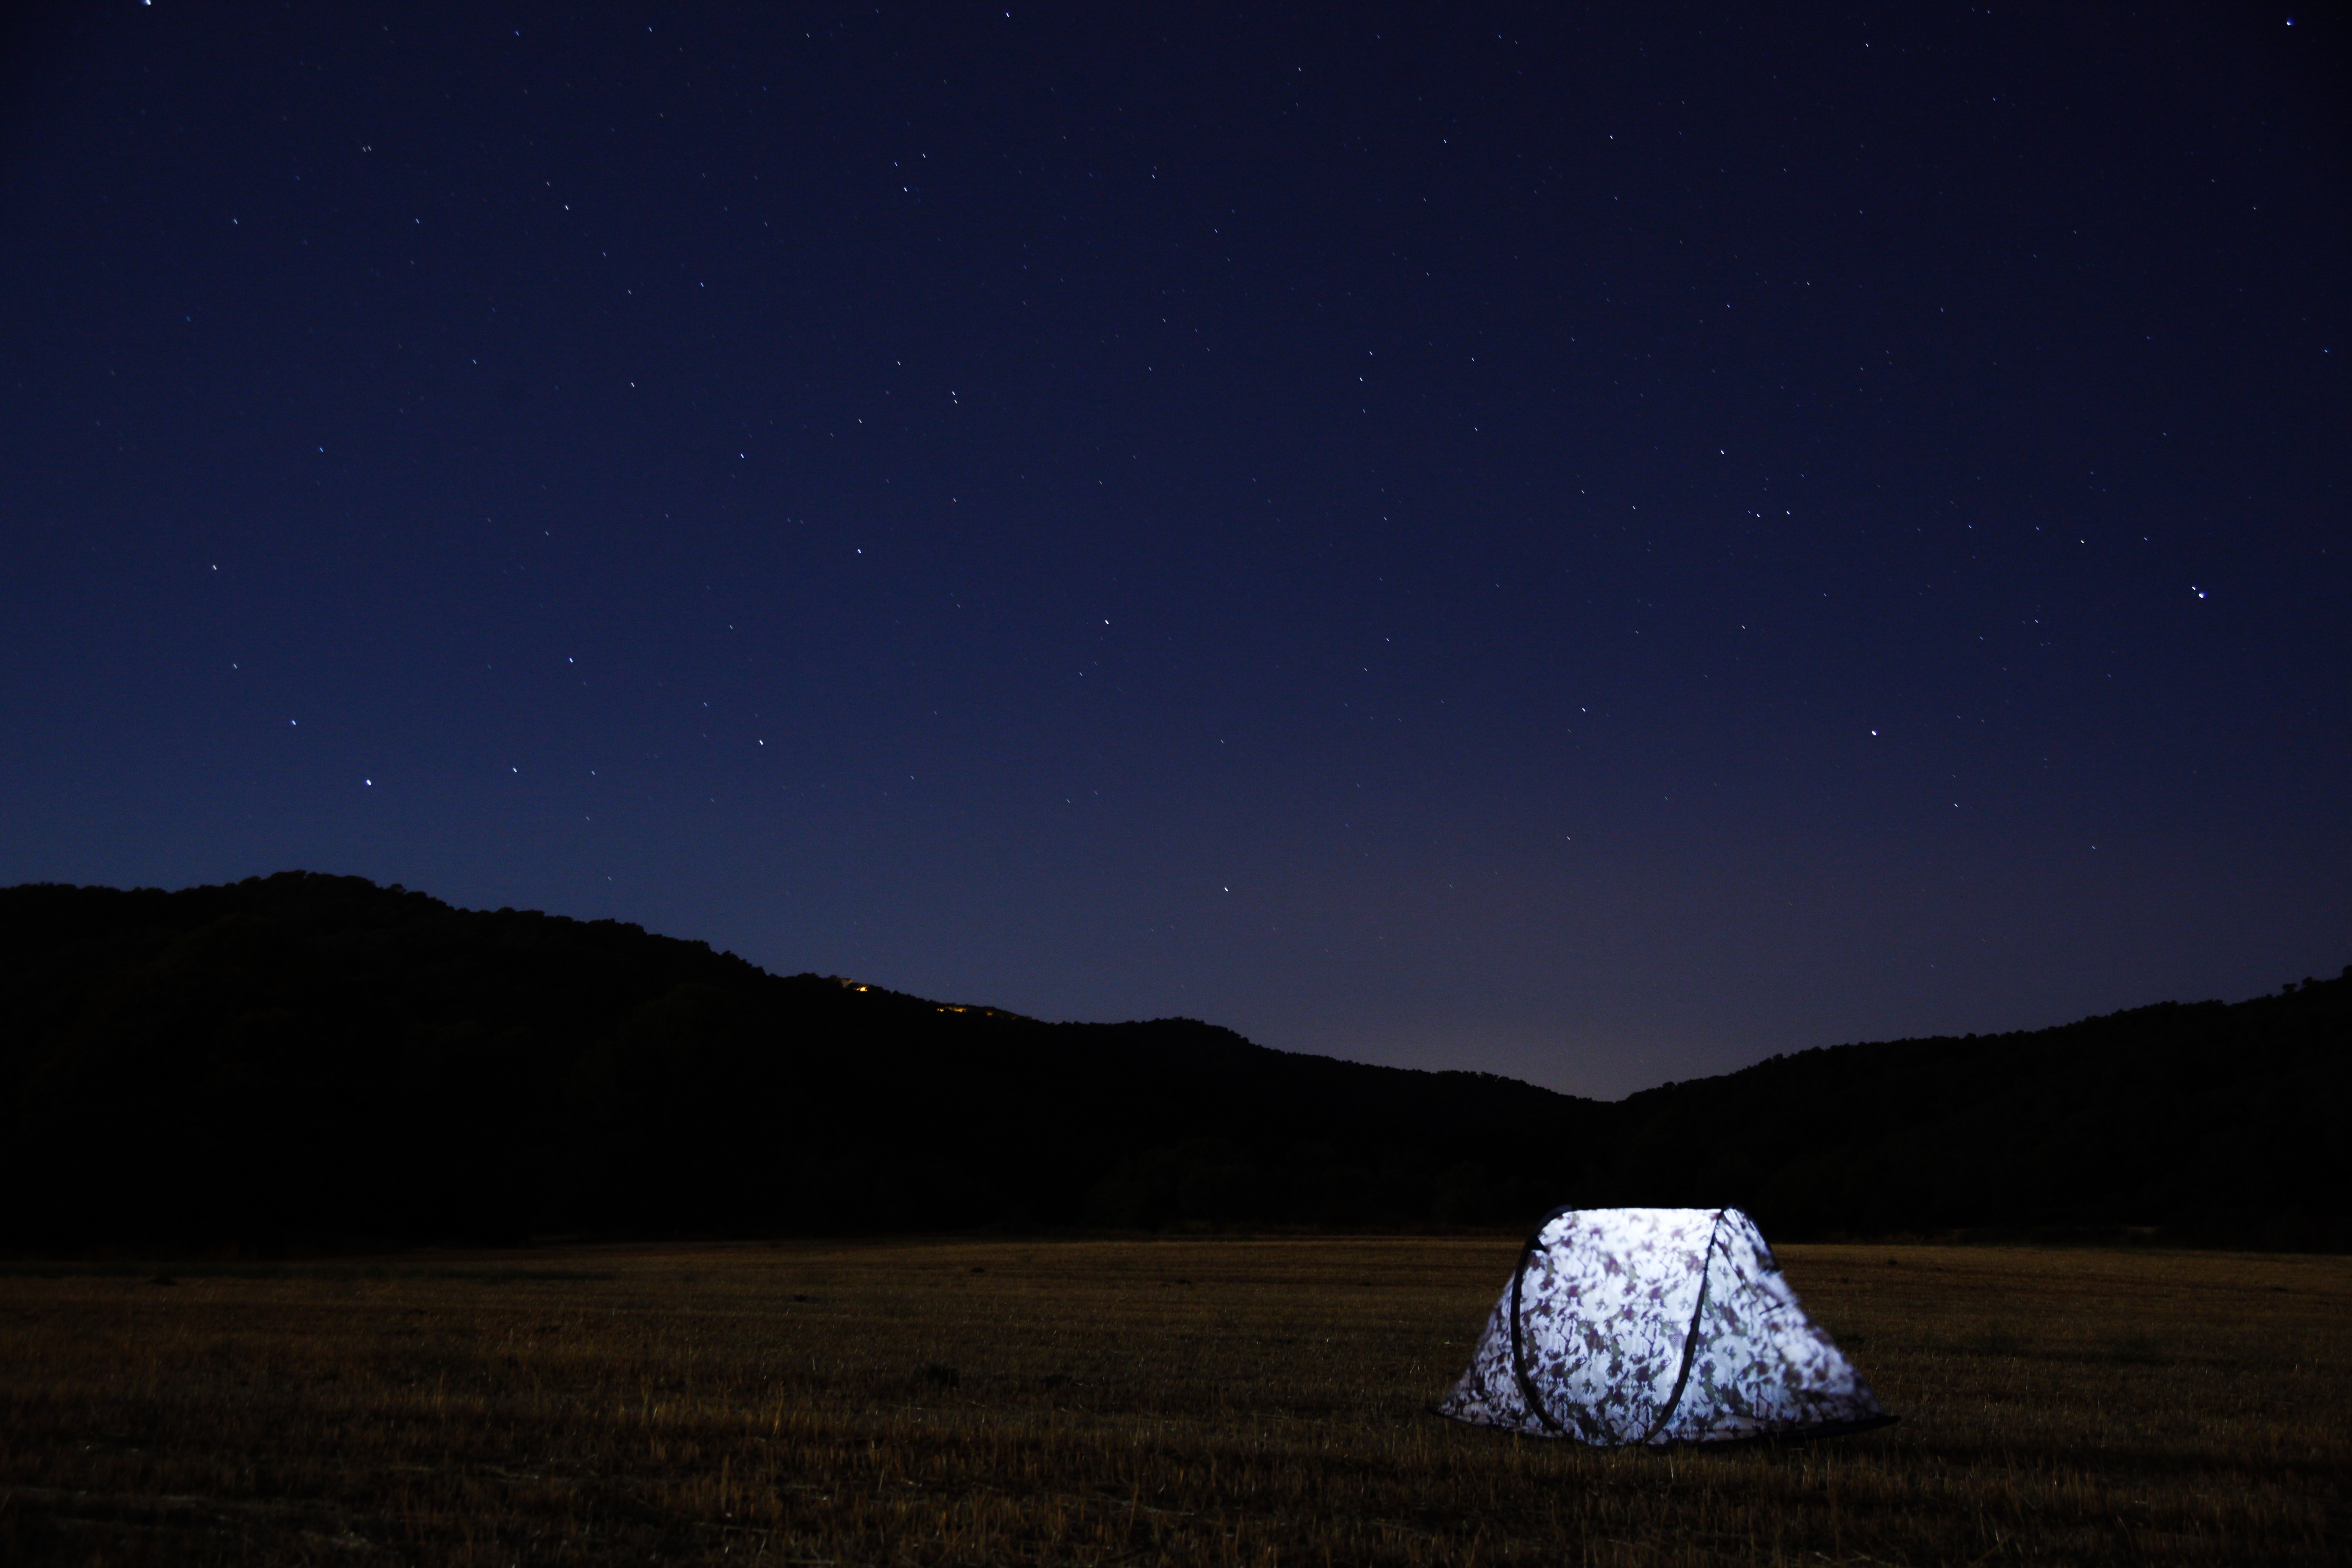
{"left": 1638, "top": 1207, "right": 1726, "bottom": 1444}
{"left": 1509, "top": 1206, "right": 1576, "bottom": 1436}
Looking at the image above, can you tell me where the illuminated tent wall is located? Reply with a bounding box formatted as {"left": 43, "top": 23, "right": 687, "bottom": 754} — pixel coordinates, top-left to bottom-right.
{"left": 1436, "top": 1207, "right": 1893, "bottom": 1444}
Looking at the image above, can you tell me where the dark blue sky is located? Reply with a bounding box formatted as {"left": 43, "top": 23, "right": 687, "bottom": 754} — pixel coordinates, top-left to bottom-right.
{"left": 3, "top": 3, "right": 2344, "bottom": 1095}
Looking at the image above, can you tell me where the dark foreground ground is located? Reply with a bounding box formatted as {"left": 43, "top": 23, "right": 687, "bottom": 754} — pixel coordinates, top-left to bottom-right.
{"left": 0, "top": 1237, "right": 2343, "bottom": 1565}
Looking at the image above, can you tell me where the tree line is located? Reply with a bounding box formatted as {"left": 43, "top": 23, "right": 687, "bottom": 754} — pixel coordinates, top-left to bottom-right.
{"left": 2, "top": 872, "right": 2341, "bottom": 1253}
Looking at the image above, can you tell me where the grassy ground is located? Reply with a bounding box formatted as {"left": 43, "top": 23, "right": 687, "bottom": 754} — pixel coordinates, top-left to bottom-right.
{"left": 0, "top": 1236, "right": 2343, "bottom": 1565}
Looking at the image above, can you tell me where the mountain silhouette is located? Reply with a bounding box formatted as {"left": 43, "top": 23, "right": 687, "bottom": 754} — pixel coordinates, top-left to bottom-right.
{"left": 1, "top": 873, "right": 2341, "bottom": 1252}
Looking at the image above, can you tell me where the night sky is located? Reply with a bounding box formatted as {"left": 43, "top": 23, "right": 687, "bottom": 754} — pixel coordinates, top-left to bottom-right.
{"left": 3, "top": 4, "right": 2344, "bottom": 1096}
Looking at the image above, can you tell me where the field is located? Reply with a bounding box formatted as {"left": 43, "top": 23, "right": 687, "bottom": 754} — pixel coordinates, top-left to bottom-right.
{"left": 0, "top": 1238, "right": 2344, "bottom": 1565}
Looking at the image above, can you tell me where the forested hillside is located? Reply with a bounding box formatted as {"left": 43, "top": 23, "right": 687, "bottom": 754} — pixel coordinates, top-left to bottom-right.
{"left": 2, "top": 873, "right": 2341, "bottom": 1251}
{"left": 0, "top": 874, "right": 1586, "bottom": 1248}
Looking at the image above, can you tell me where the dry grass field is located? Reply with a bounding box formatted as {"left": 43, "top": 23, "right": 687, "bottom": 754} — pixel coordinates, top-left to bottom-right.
{"left": 0, "top": 1236, "right": 2344, "bottom": 1565}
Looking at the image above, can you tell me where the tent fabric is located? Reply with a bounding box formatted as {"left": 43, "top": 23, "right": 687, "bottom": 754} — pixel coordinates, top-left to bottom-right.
{"left": 1436, "top": 1206, "right": 1890, "bottom": 1444}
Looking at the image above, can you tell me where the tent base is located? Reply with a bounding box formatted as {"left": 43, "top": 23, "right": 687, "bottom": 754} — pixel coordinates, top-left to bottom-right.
{"left": 1429, "top": 1409, "right": 1901, "bottom": 1448}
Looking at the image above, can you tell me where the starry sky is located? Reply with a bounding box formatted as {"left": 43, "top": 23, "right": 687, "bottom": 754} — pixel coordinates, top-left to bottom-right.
{"left": 2, "top": 4, "right": 2344, "bottom": 1096}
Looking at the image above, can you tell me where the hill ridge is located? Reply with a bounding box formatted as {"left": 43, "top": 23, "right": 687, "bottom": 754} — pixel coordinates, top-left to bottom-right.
{"left": 1, "top": 872, "right": 2341, "bottom": 1251}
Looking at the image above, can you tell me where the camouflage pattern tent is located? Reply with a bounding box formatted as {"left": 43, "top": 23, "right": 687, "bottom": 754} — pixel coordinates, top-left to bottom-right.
{"left": 1436, "top": 1207, "right": 1893, "bottom": 1444}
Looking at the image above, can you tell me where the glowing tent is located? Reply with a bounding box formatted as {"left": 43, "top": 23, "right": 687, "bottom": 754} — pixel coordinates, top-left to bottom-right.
{"left": 1436, "top": 1207, "right": 1893, "bottom": 1444}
